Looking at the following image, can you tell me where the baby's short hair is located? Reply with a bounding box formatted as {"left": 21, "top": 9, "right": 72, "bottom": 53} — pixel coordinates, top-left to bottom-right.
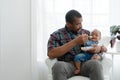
{"left": 91, "top": 29, "right": 101, "bottom": 36}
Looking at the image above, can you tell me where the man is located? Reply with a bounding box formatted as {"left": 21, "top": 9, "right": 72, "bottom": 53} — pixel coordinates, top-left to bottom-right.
{"left": 47, "top": 10, "right": 104, "bottom": 80}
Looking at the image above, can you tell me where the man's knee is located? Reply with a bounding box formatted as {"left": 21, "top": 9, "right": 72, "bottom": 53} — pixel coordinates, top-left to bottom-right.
{"left": 52, "top": 61, "right": 66, "bottom": 74}
{"left": 88, "top": 60, "right": 104, "bottom": 80}
{"left": 89, "top": 60, "right": 103, "bottom": 72}
{"left": 92, "top": 60, "right": 102, "bottom": 68}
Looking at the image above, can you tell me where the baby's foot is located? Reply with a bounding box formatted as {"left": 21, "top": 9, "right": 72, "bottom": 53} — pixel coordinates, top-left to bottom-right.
{"left": 91, "top": 54, "right": 101, "bottom": 60}
{"left": 74, "top": 69, "right": 80, "bottom": 75}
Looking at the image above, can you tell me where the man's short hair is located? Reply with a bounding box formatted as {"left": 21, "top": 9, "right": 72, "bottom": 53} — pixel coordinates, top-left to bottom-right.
{"left": 65, "top": 10, "right": 82, "bottom": 24}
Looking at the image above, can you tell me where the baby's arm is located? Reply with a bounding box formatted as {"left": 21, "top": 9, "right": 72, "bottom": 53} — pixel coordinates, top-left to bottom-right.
{"left": 81, "top": 44, "right": 98, "bottom": 51}
{"left": 97, "top": 42, "right": 107, "bottom": 52}
{"left": 100, "top": 45, "right": 107, "bottom": 53}
{"left": 91, "top": 45, "right": 107, "bottom": 60}
{"left": 86, "top": 44, "right": 101, "bottom": 54}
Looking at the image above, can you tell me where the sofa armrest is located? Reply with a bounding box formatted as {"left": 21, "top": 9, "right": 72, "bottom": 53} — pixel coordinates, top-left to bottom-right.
{"left": 101, "top": 55, "right": 112, "bottom": 76}
{"left": 45, "top": 58, "right": 57, "bottom": 74}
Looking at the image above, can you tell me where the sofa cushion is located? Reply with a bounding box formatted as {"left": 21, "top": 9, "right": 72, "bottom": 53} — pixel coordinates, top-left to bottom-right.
{"left": 68, "top": 76, "right": 89, "bottom": 80}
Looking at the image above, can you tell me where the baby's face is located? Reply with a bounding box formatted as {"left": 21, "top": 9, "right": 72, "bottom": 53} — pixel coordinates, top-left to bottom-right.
{"left": 90, "top": 30, "right": 101, "bottom": 42}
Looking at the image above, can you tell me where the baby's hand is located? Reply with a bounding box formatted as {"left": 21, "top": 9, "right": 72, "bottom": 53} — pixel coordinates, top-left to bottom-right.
{"left": 100, "top": 45, "right": 107, "bottom": 52}
{"left": 92, "top": 44, "right": 97, "bottom": 47}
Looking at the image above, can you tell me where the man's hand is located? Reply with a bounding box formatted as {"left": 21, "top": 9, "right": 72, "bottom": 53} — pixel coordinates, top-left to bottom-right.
{"left": 74, "top": 34, "right": 88, "bottom": 45}
{"left": 100, "top": 45, "right": 107, "bottom": 52}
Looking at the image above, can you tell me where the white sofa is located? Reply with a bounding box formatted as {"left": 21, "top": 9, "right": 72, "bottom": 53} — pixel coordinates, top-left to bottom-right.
{"left": 45, "top": 56, "right": 112, "bottom": 80}
{"left": 45, "top": 36, "right": 112, "bottom": 80}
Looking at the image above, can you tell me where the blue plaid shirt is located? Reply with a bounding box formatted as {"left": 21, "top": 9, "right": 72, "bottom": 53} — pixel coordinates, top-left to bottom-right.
{"left": 47, "top": 26, "right": 90, "bottom": 62}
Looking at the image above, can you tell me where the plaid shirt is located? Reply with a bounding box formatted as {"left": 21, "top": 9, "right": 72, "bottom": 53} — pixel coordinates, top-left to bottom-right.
{"left": 47, "top": 26, "right": 90, "bottom": 62}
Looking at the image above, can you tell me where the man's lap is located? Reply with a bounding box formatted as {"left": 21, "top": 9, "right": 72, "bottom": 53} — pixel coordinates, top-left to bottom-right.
{"left": 52, "top": 59, "right": 102, "bottom": 78}
{"left": 81, "top": 60, "right": 103, "bottom": 77}
{"left": 52, "top": 61, "right": 75, "bottom": 79}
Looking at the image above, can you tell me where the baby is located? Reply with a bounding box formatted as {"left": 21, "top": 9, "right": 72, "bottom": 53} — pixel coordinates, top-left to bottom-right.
{"left": 74, "top": 29, "right": 107, "bottom": 74}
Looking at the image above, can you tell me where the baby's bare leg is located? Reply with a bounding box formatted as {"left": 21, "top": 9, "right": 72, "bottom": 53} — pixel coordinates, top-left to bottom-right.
{"left": 74, "top": 62, "right": 81, "bottom": 74}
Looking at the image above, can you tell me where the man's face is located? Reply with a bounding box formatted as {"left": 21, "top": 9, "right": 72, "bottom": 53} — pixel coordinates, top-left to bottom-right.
{"left": 67, "top": 17, "right": 83, "bottom": 33}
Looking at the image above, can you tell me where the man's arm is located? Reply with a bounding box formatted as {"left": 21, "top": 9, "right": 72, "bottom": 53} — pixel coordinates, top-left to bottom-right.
{"left": 48, "top": 39, "right": 77, "bottom": 59}
{"left": 48, "top": 34, "right": 88, "bottom": 59}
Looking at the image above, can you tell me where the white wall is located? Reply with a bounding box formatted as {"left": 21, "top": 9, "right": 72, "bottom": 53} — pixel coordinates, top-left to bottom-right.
{"left": 0, "top": 0, "right": 31, "bottom": 80}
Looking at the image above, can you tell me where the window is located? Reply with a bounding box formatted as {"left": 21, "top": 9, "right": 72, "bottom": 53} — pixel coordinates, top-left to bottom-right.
{"left": 37, "top": 0, "right": 110, "bottom": 61}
